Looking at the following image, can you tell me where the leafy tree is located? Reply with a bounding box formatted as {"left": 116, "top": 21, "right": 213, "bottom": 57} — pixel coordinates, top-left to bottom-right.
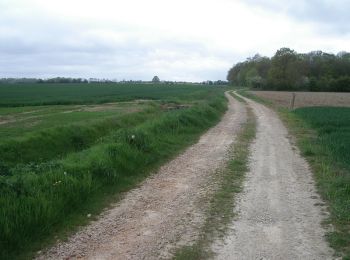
{"left": 227, "top": 47, "right": 350, "bottom": 92}
{"left": 152, "top": 76, "right": 160, "bottom": 83}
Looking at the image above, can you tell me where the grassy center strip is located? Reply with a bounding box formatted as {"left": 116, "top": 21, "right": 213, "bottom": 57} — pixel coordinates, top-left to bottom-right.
{"left": 238, "top": 90, "right": 350, "bottom": 259}
{"left": 173, "top": 94, "right": 256, "bottom": 259}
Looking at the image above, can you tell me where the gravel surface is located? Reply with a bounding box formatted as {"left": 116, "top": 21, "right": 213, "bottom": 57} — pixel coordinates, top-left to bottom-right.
{"left": 37, "top": 92, "right": 247, "bottom": 260}
{"left": 213, "top": 93, "right": 334, "bottom": 259}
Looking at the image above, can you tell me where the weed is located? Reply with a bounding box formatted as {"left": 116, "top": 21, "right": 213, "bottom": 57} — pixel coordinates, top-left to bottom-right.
{"left": 240, "top": 91, "right": 350, "bottom": 259}
{"left": 0, "top": 94, "right": 227, "bottom": 260}
{"left": 174, "top": 99, "right": 256, "bottom": 259}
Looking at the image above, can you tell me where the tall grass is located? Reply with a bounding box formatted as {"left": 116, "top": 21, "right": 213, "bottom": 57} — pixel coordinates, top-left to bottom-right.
{"left": 240, "top": 90, "right": 350, "bottom": 258}
{"left": 174, "top": 101, "right": 256, "bottom": 260}
{"left": 292, "top": 107, "right": 350, "bottom": 259}
{"left": 0, "top": 96, "right": 227, "bottom": 259}
{"left": 0, "top": 105, "right": 160, "bottom": 168}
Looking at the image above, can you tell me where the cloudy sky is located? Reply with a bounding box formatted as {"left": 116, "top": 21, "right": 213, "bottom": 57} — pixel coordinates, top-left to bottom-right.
{"left": 1, "top": 0, "right": 349, "bottom": 81}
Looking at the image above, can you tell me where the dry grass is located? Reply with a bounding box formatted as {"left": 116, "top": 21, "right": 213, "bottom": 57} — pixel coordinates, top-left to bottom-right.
{"left": 251, "top": 91, "right": 350, "bottom": 108}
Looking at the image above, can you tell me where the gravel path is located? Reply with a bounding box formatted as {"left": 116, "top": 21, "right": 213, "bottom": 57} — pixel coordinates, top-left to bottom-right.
{"left": 37, "top": 92, "right": 247, "bottom": 260}
{"left": 213, "top": 93, "right": 334, "bottom": 259}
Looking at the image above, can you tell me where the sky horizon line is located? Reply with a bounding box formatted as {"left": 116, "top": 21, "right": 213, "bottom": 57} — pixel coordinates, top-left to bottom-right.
{"left": 1, "top": 0, "right": 349, "bottom": 81}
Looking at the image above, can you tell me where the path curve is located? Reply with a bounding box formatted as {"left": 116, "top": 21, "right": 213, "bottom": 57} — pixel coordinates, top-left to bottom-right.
{"left": 213, "top": 93, "right": 334, "bottom": 259}
{"left": 37, "top": 92, "right": 247, "bottom": 260}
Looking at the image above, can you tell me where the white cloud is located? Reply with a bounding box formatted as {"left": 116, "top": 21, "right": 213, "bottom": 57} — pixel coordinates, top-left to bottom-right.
{"left": 0, "top": 0, "right": 349, "bottom": 81}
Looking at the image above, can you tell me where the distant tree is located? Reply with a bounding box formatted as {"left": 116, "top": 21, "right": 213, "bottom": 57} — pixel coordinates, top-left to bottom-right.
{"left": 267, "top": 48, "right": 305, "bottom": 90}
{"left": 227, "top": 47, "right": 350, "bottom": 91}
{"left": 152, "top": 76, "right": 160, "bottom": 83}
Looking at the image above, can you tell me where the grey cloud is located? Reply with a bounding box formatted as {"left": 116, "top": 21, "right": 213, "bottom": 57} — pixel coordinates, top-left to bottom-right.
{"left": 0, "top": 3, "right": 231, "bottom": 81}
{"left": 246, "top": 0, "right": 350, "bottom": 34}
{"left": 0, "top": 25, "right": 230, "bottom": 80}
{"left": 6, "top": 0, "right": 348, "bottom": 81}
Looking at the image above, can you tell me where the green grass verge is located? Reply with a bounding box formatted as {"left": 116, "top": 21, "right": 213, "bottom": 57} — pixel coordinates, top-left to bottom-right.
{"left": 239, "top": 91, "right": 350, "bottom": 259}
{"left": 0, "top": 95, "right": 227, "bottom": 260}
{"left": 174, "top": 98, "right": 256, "bottom": 259}
{"left": 0, "top": 102, "right": 150, "bottom": 139}
{"left": 0, "top": 105, "right": 161, "bottom": 168}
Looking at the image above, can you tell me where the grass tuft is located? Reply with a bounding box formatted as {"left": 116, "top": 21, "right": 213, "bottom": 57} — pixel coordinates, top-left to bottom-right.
{"left": 0, "top": 89, "right": 227, "bottom": 259}
{"left": 240, "top": 90, "right": 350, "bottom": 259}
{"left": 174, "top": 97, "right": 256, "bottom": 259}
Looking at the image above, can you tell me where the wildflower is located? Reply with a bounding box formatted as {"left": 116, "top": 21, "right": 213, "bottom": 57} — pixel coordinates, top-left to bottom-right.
{"left": 87, "top": 213, "right": 91, "bottom": 218}
{"left": 63, "top": 171, "right": 67, "bottom": 175}
{"left": 131, "top": 135, "right": 135, "bottom": 139}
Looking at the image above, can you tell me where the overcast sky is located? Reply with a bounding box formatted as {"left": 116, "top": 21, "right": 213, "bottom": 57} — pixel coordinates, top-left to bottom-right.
{"left": 1, "top": 0, "right": 350, "bottom": 81}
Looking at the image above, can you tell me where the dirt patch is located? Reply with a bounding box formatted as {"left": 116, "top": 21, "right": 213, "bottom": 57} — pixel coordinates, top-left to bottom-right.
{"left": 36, "top": 93, "right": 247, "bottom": 260}
{"left": 61, "top": 102, "right": 146, "bottom": 113}
{"left": 251, "top": 91, "right": 350, "bottom": 108}
{"left": 0, "top": 114, "right": 44, "bottom": 126}
{"left": 213, "top": 93, "right": 333, "bottom": 259}
{"left": 160, "top": 104, "right": 192, "bottom": 111}
{"left": 0, "top": 116, "right": 15, "bottom": 125}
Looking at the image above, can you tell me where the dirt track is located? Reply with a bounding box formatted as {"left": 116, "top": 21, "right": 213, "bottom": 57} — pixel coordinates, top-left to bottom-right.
{"left": 213, "top": 93, "right": 333, "bottom": 259}
{"left": 37, "top": 92, "right": 247, "bottom": 260}
{"left": 37, "top": 92, "right": 333, "bottom": 259}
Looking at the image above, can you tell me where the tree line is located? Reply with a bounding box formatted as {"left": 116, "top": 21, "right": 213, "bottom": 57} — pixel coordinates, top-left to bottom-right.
{"left": 227, "top": 48, "right": 350, "bottom": 92}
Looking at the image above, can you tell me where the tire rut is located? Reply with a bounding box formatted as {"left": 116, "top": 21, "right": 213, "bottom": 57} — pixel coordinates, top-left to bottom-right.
{"left": 213, "top": 93, "right": 334, "bottom": 259}
{"left": 37, "top": 92, "right": 247, "bottom": 260}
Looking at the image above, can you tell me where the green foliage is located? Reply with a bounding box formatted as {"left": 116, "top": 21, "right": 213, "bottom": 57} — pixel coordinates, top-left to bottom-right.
{"left": 0, "top": 108, "right": 159, "bottom": 167}
{"left": 227, "top": 48, "right": 350, "bottom": 92}
{"left": 290, "top": 107, "right": 350, "bottom": 258}
{"left": 174, "top": 103, "right": 256, "bottom": 259}
{"left": 152, "top": 76, "right": 160, "bottom": 83}
{"left": 294, "top": 107, "right": 350, "bottom": 170}
{"left": 0, "top": 83, "right": 223, "bottom": 107}
{"left": 0, "top": 93, "right": 227, "bottom": 259}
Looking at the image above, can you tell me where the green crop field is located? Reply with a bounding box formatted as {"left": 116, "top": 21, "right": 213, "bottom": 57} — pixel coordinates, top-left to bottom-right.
{"left": 0, "top": 83, "right": 227, "bottom": 259}
{"left": 294, "top": 107, "right": 350, "bottom": 170}
{"left": 293, "top": 107, "right": 350, "bottom": 258}
{"left": 0, "top": 102, "right": 150, "bottom": 140}
{"left": 0, "top": 83, "right": 219, "bottom": 106}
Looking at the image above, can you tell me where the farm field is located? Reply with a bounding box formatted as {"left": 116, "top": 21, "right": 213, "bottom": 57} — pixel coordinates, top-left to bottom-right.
{"left": 293, "top": 107, "right": 350, "bottom": 258}
{"left": 0, "top": 83, "right": 218, "bottom": 106}
{"left": 2, "top": 0, "right": 350, "bottom": 258}
{"left": 0, "top": 101, "right": 150, "bottom": 140}
{"left": 250, "top": 91, "right": 350, "bottom": 108}
{"left": 0, "top": 83, "right": 227, "bottom": 259}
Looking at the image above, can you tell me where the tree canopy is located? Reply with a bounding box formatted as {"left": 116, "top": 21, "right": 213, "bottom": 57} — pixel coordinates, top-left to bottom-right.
{"left": 152, "top": 76, "right": 160, "bottom": 83}
{"left": 227, "top": 48, "right": 350, "bottom": 92}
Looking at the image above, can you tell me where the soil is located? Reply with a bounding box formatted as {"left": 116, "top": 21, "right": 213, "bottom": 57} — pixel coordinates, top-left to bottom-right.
{"left": 36, "top": 91, "right": 334, "bottom": 260}
{"left": 251, "top": 91, "right": 350, "bottom": 108}
{"left": 0, "top": 116, "right": 15, "bottom": 125}
{"left": 212, "top": 93, "right": 334, "bottom": 259}
{"left": 36, "top": 92, "right": 247, "bottom": 260}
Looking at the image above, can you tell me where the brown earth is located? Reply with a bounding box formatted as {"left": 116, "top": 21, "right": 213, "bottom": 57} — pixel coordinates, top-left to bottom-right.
{"left": 36, "top": 91, "right": 334, "bottom": 260}
{"left": 251, "top": 91, "right": 350, "bottom": 108}
{"left": 213, "top": 92, "right": 334, "bottom": 259}
{"left": 36, "top": 92, "right": 247, "bottom": 260}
